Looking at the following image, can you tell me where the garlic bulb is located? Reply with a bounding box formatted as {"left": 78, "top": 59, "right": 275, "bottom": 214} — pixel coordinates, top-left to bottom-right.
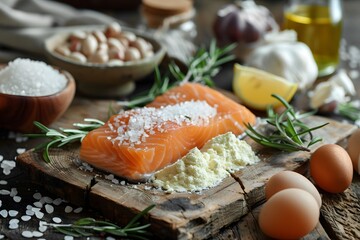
{"left": 245, "top": 40, "right": 318, "bottom": 90}
{"left": 213, "top": 1, "right": 278, "bottom": 44}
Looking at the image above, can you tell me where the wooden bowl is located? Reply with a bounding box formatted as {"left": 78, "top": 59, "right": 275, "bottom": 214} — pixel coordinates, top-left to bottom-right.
{"left": 0, "top": 68, "right": 76, "bottom": 133}
{"left": 44, "top": 26, "right": 166, "bottom": 98}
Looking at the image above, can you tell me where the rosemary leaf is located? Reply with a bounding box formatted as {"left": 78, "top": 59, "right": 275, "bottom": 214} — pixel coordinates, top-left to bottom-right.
{"left": 245, "top": 94, "right": 328, "bottom": 152}
{"left": 47, "top": 205, "right": 155, "bottom": 239}
{"left": 337, "top": 101, "right": 360, "bottom": 121}
{"left": 26, "top": 119, "right": 105, "bottom": 163}
{"left": 119, "top": 40, "right": 236, "bottom": 108}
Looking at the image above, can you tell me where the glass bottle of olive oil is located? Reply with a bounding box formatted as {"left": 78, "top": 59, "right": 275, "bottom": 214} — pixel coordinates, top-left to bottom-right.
{"left": 284, "top": 0, "right": 343, "bottom": 77}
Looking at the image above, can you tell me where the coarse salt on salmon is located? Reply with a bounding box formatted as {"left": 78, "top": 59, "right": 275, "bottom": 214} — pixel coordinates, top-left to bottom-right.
{"left": 80, "top": 83, "right": 256, "bottom": 181}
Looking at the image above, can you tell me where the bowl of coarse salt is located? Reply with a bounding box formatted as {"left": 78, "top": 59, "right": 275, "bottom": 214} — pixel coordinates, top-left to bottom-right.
{"left": 44, "top": 22, "right": 166, "bottom": 98}
{"left": 0, "top": 58, "right": 76, "bottom": 133}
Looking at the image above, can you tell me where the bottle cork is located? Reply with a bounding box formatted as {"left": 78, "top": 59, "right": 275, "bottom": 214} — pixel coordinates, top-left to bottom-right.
{"left": 142, "top": 0, "right": 193, "bottom": 28}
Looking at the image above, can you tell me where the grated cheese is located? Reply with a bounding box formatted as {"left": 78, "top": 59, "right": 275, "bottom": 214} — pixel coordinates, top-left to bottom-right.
{"left": 108, "top": 100, "right": 217, "bottom": 146}
{"left": 152, "top": 132, "right": 260, "bottom": 192}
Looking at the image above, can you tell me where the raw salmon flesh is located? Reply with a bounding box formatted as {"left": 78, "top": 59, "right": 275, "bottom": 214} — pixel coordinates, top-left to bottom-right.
{"left": 79, "top": 83, "right": 256, "bottom": 181}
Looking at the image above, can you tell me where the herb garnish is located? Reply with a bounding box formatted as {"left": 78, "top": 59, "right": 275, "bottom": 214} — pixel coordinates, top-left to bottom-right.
{"left": 26, "top": 119, "right": 105, "bottom": 163}
{"left": 337, "top": 100, "right": 360, "bottom": 122}
{"left": 44, "top": 205, "right": 155, "bottom": 239}
{"left": 118, "top": 41, "right": 236, "bottom": 108}
{"left": 245, "top": 94, "right": 328, "bottom": 152}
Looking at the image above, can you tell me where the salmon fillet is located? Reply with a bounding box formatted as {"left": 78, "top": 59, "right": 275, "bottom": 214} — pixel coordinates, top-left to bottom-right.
{"left": 79, "top": 83, "right": 256, "bottom": 181}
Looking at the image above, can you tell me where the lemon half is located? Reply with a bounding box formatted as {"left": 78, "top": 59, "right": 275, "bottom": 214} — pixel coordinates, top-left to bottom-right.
{"left": 232, "top": 64, "right": 298, "bottom": 111}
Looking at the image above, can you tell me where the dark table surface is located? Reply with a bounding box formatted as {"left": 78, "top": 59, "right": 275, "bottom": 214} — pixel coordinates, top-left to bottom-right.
{"left": 1, "top": 0, "right": 360, "bottom": 239}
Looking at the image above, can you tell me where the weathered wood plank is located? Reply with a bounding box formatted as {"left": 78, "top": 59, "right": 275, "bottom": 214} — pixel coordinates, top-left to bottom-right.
{"left": 320, "top": 174, "right": 360, "bottom": 240}
{"left": 16, "top": 97, "right": 358, "bottom": 240}
{"left": 213, "top": 207, "right": 331, "bottom": 240}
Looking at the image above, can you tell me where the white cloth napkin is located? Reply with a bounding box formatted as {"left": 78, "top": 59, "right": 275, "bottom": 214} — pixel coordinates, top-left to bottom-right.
{"left": 0, "top": 0, "right": 120, "bottom": 62}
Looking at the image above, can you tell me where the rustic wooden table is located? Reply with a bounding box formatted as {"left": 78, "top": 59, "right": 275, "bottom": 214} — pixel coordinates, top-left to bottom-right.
{"left": 1, "top": 0, "right": 360, "bottom": 239}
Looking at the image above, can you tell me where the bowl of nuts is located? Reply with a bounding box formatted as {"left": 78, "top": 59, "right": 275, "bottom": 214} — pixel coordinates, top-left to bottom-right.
{"left": 44, "top": 22, "right": 166, "bottom": 97}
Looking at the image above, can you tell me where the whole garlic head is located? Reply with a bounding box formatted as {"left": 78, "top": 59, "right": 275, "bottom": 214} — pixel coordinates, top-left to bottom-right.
{"left": 245, "top": 40, "right": 318, "bottom": 90}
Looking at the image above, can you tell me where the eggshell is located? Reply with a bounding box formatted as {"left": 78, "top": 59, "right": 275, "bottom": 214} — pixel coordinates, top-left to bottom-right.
{"left": 347, "top": 129, "right": 360, "bottom": 173}
{"left": 265, "top": 170, "right": 322, "bottom": 207}
{"left": 310, "top": 144, "right": 353, "bottom": 193}
{"left": 259, "top": 188, "right": 319, "bottom": 239}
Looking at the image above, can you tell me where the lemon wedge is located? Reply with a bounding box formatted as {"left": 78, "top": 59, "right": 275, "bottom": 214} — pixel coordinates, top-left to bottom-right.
{"left": 232, "top": 64, "right": 298, "bottom": 110}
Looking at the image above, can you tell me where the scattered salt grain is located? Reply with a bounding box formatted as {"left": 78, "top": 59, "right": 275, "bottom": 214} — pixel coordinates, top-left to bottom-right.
{"left": 0, "top": 155, "right": 2, "bottom": 161}
{"left": 35, "top": 211, "right": 44, "bottom": 219}
{"left": 0, "top": 200, "right": 2, "bottom": 207}
{"left": 111, "top": 179, "right": 119, "bottom": 184}
{"left": 33, "top": 192, "right": 42, "bottom": 200}
{"left": 64, "top": 206, "right": 73, "bottom": 213}
{"left": 105, "top": 174, "right": 114, "bottom": 180}
{"left": 32, "top": 231, "right": 43, "bottom": 237}
{"left": 73, "top": 207, "right": 83, "bottom": 213}
{"left": 53, "top": 198, "right": 63, "bottom": 206}
{"left": 0, "top": 210, "right": 7, "bottom": 218}
{"left": 42, "top": 196, "right": 53, "bottom": 204}
{"left": 38, "top": 225, "right": 47, "bottom": 232}
{"left": 0, "top": 58, "right": 67, "bottom": 96}
{"left": 120, "top": 180, "right": 126, "bottom": 186}
{"left": 79, "top": 162, "right": 94, "bottom": 172}
{"left": 31, "top": 207, "right": 41, "bottom": 213}
{"left": 13, "top": 196, "right": 22, "bottom": 203}
{"left": 33, "top": 201, "right": 43, "bottom": 208}
{"left": 0, "top": 234, "right": 4, "bottom": 239}
{"left": 21, "top": 230, "right": 33, "bottom": 238}
{"left": 0, "top": 180, "right": 6, "bottom": 185}
{"left": 10, "top": 188, "right": 17, "bottom": 197}
{"left": 9, "top": 219, "right": 19, "bottom": 224}
{"left": 1, "top": 160, "right": 16, "bottom": 175}
{"left": 21, "top": 215, "right": 31, "bottom": 221}
{"left": 0, "top": 190, "right": 10, "bottom": 195}
{"left": 45, "top": 204, "right": 54, "bottom": 214}
{"left": 64, "top": 236, "right": 74, "bottom": 240}
{"left": 106, "top": 237, "right": 116, "bottom": 240}
{"left": 9, "top": 219, "right": 19, "bottom": 229}
{"left": 2, "top": 168, "right": 10, "bottom": 175}
{"left": 8, "top": 210, "right": 18, "bottom": 217}
{"left": 25, "top": 209, "right": 35, "bottom": 216}
{"left": 52, "top": 217, "right": 62, "bottom": 223}
{"left": 16, "top": 148, "right": 26, "bottom": 154}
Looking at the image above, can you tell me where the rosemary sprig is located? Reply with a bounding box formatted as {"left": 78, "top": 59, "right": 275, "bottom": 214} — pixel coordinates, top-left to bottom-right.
{"left": 337, "top": 100, "right": 360, "bottom": 121}
{"left": 45, "top": 204, "right": 155, "bottom": 239}
{"left": 245, "top": 94, "right": 329, "bottom": 152}
{"left": 118, "top": 40, "right": 236, "bottom": 108}
{"left": 26, "top": 118, "right": 105, "bottom": 163}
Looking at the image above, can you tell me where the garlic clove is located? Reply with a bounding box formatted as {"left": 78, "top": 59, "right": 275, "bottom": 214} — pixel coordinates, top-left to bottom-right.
{"left": 308, "top": 81, "right": 347, "bottom": 109}
{"left": 328, "top": 69, "right": 356, "bottom": 96}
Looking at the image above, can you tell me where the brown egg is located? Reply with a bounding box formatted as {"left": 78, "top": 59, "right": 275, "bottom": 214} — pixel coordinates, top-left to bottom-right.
{"left": 347, "top": 129, "right": 360, "bottom": 173}
{"left": 265, "top": 170, "right": 322, "bottom": 208}
{"left": 259, "top": 188, "right": 319, "bottom": 239}
{"left": 310, "top": 144, "right": 353, "bottom": 193}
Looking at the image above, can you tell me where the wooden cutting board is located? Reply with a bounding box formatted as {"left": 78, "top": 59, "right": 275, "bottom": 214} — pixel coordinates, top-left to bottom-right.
{"left": 16, "top": 97, "right": 357, "bottom": 240}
